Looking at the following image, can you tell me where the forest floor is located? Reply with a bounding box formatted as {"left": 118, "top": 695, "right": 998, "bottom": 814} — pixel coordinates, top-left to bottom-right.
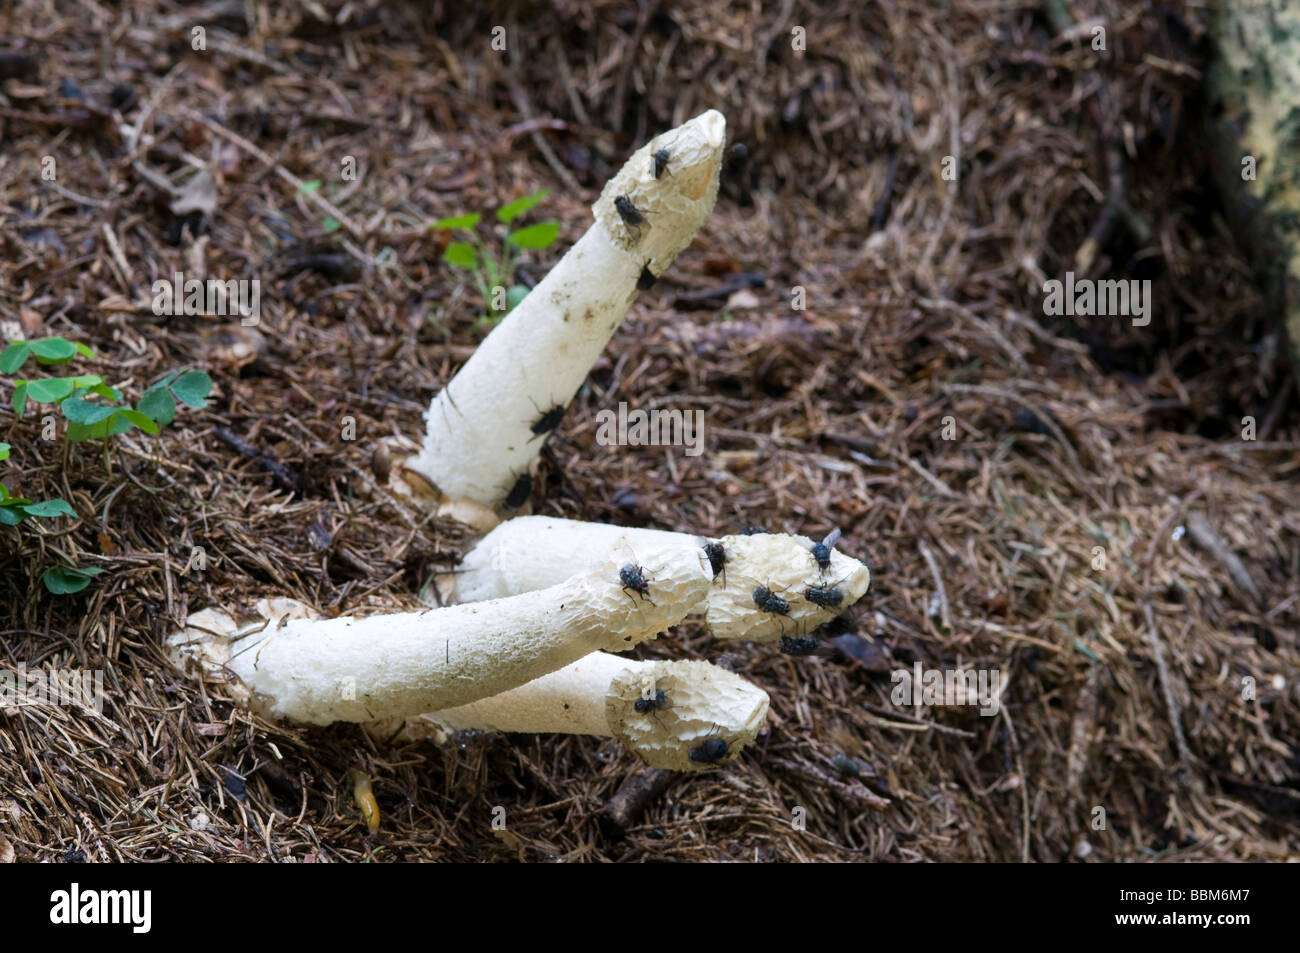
{"left": 0, "top": 0, "right": 1296, "bottom": 861}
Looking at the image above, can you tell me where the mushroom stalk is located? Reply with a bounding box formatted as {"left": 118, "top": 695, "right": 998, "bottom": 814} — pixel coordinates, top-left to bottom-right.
{"left": 404, "top": 110, "right": 726, "bottom": 509}
{"left": 442, "top": 515, "right": 870, "bottom": 643}
{"left": 168, "top": 545, "right": 710, "bottom": 726}
{"left": 383, "top": 652, "right": 769, "bottom": 772}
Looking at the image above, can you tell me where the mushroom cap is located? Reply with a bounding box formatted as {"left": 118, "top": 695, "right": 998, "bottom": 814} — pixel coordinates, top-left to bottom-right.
{"left": 594, "top": 109, "right": 726, "bottom": 274}
{"left": 703, "top": 533, "right": 870, "bottom": 642}
{"left": 607, "top": 659, "right": 769, "bottom": 771}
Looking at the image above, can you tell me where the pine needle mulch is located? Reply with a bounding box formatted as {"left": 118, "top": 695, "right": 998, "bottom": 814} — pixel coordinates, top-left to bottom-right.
{"left": 0, "top": 0, "right": 1296, "bottom": 861}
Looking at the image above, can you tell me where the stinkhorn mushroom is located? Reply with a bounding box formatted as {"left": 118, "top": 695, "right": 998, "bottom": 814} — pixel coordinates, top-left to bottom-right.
{"left": 377, "top": 652, "right": 770, "bottom": 772}
{"left": 401, "top": 110, "right": 726, "bottom": 515}
{"left": 167, "top": 543, "right": 710, "bottom": 726}
{"left": 441, "top": 516, "right": 870, "bottom": 643}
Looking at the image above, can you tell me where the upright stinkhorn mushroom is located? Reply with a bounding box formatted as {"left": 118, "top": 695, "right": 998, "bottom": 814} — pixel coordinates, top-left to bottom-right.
{"left": 401, "top": 110, "right": 726, "bottom": 515}
{"left": 442, "top": 516, "right": 871, "bottom": 643}
{"left": 167, "top": 544, "right": 710, "bottom": 726}
{"left": 380, "top": 653, "right": 769, "bottom": 771}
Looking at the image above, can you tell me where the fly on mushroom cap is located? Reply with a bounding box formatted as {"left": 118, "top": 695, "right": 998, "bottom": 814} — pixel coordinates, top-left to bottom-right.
{"left": 652, "top": 147, "right": 671, "bottom": 178}
{"left": 614, "top": 195, "right": 647, "bottom": 230}
{"left": 445, "top": 517, "right": 872, "bottom": 646}
{"left": 689, "top": 735, "right": 729, "bottom": 764}
{"left": 810, "top": 527, "right": 843, "bottom": 572}
{"left": 607, "top": 657, "right": 768, "bottom": 771}
{"left": 619, "top": 563, "right": 654, "bottom": 605}
{"left": 804, "top": 584, "right": 844, "bottom": 608}
{"left": 634, "top": 689, "right": 670, "bottom": 714}
{"left": 752, "top": 585, "right": 790, "bottom": 616}
{"left": 702, "top": 540, "right": 727, "bottom": 587}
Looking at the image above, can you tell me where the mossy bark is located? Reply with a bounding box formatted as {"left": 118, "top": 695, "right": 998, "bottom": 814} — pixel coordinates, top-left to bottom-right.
{"left": 1210, "top": 0, "right": 1300, "bottom": 374}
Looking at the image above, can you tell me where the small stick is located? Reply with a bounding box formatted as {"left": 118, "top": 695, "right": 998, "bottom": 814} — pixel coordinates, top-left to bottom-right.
{"left": 769, "top": 758, "right": 890, "bottom": 811}
{"left": 1142, "top": 602, "right": 1195, "bottom": 771}
{"left": 600, "top": 767, "right": 677, "bottom": 833}
{"left": 212, "top": 426, "right": 302, "bottom": 493}
{"left": 918, "top": 541, "right": 951, "bottom": 632}
{"left": 1185, "top": 511, "right": 1263, "bottom": 610}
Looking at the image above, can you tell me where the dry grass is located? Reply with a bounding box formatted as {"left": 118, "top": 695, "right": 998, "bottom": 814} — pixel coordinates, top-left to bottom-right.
{"left": 0, "top": 0, "right": 1296, "bottom": 862}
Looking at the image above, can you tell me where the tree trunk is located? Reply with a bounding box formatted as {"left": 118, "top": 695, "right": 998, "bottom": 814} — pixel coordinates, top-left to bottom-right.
{"left": 1210, "top": 0, "right": 1300, "bottom": 375}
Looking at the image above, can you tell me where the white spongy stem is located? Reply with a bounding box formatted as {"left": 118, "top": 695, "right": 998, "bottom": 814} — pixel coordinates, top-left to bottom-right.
{"left": 450, "top": 515, "right": 696, "bottom": 603}
{"left": 406, "top": 110, "right": 726, "bottom": 507}
{"left": 167, "top": 544, "right": 711, "bottom": 726}
{"left": 400, "top": 652, "right": 770, "bottom": 772}
{"left": 446, "top": 516, "right": 870, "bottom": 643}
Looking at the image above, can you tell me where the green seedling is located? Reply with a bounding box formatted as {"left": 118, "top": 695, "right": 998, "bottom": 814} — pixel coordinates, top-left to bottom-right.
{"left": 0, "top": 443, "right": 76, "bottom": 527}
{"left": 2, "top": 336, "right": 214, "bottom": 596}
{"left": 40, "top": 565, "right": 105, "bottom": 595}
{"left": 431, "top": 188, "right": 560, "bottom": 326}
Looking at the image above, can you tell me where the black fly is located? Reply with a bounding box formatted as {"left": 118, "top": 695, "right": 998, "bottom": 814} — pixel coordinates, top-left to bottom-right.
{"left": 614, "top": 195, "right": 646, "bottom": 230}
{"left": 528, "top": 398, "right": 565, "bottom": 440}
{"left": 804, "top": 585, "right": 843, "bottom": 609}
{"left": 754, "top": 584, "right": 792, "bottom": 637}
{"left": 503, "top": 471, "right": 532, "bottom": 509}
{"left": 637, "top": 262, "right": 658, "bottom": 291}
{"left": 702, "top": 541, "right": 727, "bottom": 588}
{"left": 740, "top": 525, "right": 768, "bottom": 536}
{"left": 619, "top": 563, "right": 655, "bottom": 606}
{"left": 780, "top": 634, "right": 821, "bottom": 656}
{"left": 634, "top": 689, "right": 670, "bottom": 714}
{"left": 723, "top": 142, "right": 750, "bottom": 181}
{"left": 810, "top": 527, "right": 843, "bottom": 572}
{"left": 635, "top": 687, "right": 671, "bottom": 729}
{"left": 651, "top": 147, "right": 670, "bottom": 179}
{"left": 753, "top": 585, "right": 791, "bottom": 617}
{"left": 689, "top": 735, "right": 728, "bottom": 765}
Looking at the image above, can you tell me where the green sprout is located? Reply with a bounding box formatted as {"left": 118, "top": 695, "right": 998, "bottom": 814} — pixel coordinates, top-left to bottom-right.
{"left": 1, "top": 336, "right": 215, "bottom": 596}
{"left": 431, "top": 188, "right": 561, "bottom": 326}
{"left": 5, "top": 337, "right": 213, "bottom": 475}
{"left": 40, "top": 565, "right": 105, "bottom": 595}
{"left": 0, "top": 442, "right": 76, "bottom": 527}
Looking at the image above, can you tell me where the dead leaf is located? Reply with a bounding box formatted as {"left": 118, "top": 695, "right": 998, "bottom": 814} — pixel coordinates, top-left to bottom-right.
{"left": 170, "top": 169, "right": 218, "bottom": 216}
{"left": 200, "top": 325, "right": 266, "bottom": 372}
{"left": 19, "top": 306, "right": 44, "bottom": 336}
{"left": 724, "top": 288, "right": 761, "bottom": 310}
